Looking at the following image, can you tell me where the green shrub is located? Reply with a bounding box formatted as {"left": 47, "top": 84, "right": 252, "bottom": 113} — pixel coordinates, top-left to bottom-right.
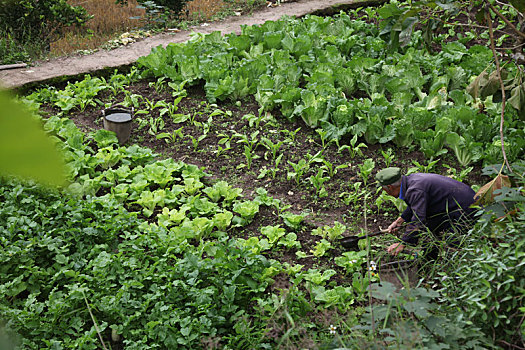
{"left": 439, "top": 164, "right": 525, "bottom": 347}
{"left": 0, "top": 35, "right": 30, "bottom": 65}
{"left": 0, "top": 0, "right": 89, "bottom": 62}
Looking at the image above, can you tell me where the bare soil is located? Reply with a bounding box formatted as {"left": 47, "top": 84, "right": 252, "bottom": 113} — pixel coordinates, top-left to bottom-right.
{"left": 45, "top": 77, "right": 489, "bottom": 274}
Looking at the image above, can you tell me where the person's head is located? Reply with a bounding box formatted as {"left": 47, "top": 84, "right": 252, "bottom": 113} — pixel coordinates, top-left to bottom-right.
{"left": 376, "top": 167, "right": 402, "bottom": 197}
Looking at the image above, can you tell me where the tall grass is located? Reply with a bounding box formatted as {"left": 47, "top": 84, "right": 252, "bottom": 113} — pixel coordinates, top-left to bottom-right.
{"left": 51, "top": 0, "right": 232, "bottom": 57}
{"left": 50, "top": 0, "right": 146, "bottom": 56}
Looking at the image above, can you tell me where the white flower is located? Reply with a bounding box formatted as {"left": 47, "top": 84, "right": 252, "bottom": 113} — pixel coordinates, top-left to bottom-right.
{"left": 201, "top": 23, "right": 210, "bottom": 27}
{"left": 329, "top": 324, "right": 337, "bottom": 335}
{"left": 288, "top": 191, "right": 294, "bottom": 196}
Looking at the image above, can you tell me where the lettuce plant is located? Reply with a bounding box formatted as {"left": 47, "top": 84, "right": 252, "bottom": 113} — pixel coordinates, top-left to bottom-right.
{"left": 261, "top": 225, "right": 286, "bottom": 245}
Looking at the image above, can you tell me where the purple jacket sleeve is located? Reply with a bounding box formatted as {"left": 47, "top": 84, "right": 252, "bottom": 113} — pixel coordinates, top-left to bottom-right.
{"left": 401, "top": 189, "right": 428, "bottom": 244}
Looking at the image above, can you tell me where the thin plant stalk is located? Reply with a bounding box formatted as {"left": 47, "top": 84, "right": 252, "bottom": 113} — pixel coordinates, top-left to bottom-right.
{"left": 363, "top": 193, "right": 375, "bottom": 334}
{"left": 82, "top": 291, "right": 109, "bottom": 350}
{"left": 486, "top": 2, "right": 513, "bottom": 173}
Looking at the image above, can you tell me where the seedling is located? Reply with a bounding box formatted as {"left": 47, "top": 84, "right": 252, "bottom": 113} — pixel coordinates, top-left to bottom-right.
{"left": 311, "top": 239, "right": 332, "bottom": 257}
{"left": 242, "top": 112, "right": 265, "bottom": 129}
{"left": 381, "top": 148, "right": 395, "bottom": 167}
{"left": 444, "top": 164, "right": 473, "bottom": 182}
{"left": 309, "top": 168, "right": 329, "bottom": 198}
{"left": 156, "top": 126, "right": 184, "bottom": 144}
{"left": 315, "top": 128, "right": 332, "bottom": 150}
{"left": 334, "top": 251, "right": 367, "bottom": 274}
{"left": 278, "top": 233, "right": 301, "bottom": 249}
{"left": 375, "top": 191, "right": 407, "bottom": 214}
{"left": 261, "top": 137, "right": 284, "bottom": 162}
{"left": 215, "top": 132, "right": 234, "bottom": 158}
{"left": 143, "top": 97, "right": 168, "bottom": 112}
{"left": 306, "top": 150, "right": 325, "bottom": 167}
{"left": 235, "top": 131, "right": 260, "bottom": 153}
{"left": 187, "top": 134, "right": 206, "bottom": 152}
{"left": 281, "top": 127, "right": 301, "bottom": 144}
{"left": 159, "top": 95, "right": 185, "bottom": 121}
{"left": 287, "top": 159, "right": 309, "bottom": 186}
{"left": 339, "top": 181, "right": 366, "bottom": 207}
{"left": 339, "top": 134, "right": 367, "bottom": 158}
{"left": 280, "top": 211, "right": 309, "bottom": 230}
{"left": 209, "top": 108, "right": 233, "bottom": 118}
{"left": 261, "top": 225, "right": 286, "bottom": 245}
{"left": 148, "top": 77, "right": 167, "bottom": 94}
{"left": 147, "top": 116, "right": 165, "bottom": 136}
{"left": 408, "top": 158, "right": 440, "bottom": 174}
{"left": 358, "top": 158, "right": 375, "bottom": 186}
{"left": 241, "top": 145, "right": 256, "bottom": 170}
{"left": 122, "top": 92, "right": 143, "bottom": 108}
{"left": 312, "top": 221, "right": 347, "bottom": 241}
{"left": 270, "top": 153, "right": 284, "bottom": 178}
{"left": 321, "top": 159, "right": 348, "bottom": 178}
{"left": 301, "top": 268, "right": 336, "bottom": 286}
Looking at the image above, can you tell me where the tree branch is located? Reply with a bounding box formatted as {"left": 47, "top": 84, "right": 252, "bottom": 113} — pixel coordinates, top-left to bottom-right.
{"left": 488, "top": 1, "right": 525, "bottom": 39}
{"left": 486, "top": 2, "right": 513, "bottom": 174}
{"left": 439, "top": 19, "right": 509, "bottom": 35}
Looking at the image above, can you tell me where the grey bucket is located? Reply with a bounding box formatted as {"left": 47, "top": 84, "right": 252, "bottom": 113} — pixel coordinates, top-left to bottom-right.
{"left": 102, "top": 105, "right": 133, "bottom": 145}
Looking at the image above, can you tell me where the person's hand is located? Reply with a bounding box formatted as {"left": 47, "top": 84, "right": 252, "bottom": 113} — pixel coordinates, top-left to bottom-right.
{"left": 387, "top": 243, "right": 405, "bottom": 256}
{"left": 387, "top": 217, "right": 403, "bottom": 233}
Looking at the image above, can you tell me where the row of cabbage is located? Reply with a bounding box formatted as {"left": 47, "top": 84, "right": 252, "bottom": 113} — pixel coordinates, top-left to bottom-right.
{"left": 136, "top": 12, "right": 524, "bottom": 165}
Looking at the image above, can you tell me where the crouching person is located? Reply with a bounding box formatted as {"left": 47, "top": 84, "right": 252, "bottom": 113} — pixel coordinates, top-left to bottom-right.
{"left": 376, "top": 167, "right": 477, "bottom": 260}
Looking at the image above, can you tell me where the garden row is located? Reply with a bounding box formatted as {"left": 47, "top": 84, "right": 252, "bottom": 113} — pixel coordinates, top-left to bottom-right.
{"left": 2, "top": 6, "right": 524, "bottom": 349}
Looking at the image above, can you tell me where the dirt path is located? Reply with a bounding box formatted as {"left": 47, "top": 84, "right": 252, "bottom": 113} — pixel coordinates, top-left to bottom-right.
{"left": 0, "top": 0, "right": 372, "bottom": 90}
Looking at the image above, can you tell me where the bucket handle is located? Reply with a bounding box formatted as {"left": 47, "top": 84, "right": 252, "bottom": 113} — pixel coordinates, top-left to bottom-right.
{"left": 102, "top": 104, "right": 134, "bottom": 117}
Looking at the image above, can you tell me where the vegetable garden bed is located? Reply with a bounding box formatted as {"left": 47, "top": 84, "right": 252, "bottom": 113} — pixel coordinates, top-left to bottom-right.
{"left": 2, "top": 4, "right": 524, "bottom": 349}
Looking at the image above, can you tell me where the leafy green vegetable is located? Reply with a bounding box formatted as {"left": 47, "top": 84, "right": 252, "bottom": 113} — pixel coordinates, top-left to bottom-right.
{"left": 261, "top": 225, "right": 286, "bottom": 245}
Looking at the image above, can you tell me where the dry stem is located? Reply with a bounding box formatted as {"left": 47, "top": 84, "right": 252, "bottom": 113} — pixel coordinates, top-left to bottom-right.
{"left": 486, "top": 2, "right": 513, "bottom": 173}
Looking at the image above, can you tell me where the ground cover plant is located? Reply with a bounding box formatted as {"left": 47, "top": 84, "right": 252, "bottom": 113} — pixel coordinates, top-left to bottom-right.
{"left": 2, "top": 1, "right": 525, "bottom": 348}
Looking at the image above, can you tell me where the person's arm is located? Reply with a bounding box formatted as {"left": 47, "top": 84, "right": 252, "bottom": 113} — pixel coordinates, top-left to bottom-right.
{"left": 401, "top": 189, "right": 427, "bottom": 245}
{"left": 400, "top": 206, "right": 412, "bottom": 222}
{"left": 387, "top": 216, "right": 405, "bottom": 233}
{"left": 386, "top": 217, "right": 406, "bottom": 256}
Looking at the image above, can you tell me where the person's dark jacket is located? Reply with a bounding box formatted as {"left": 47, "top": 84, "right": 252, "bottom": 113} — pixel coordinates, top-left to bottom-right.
{"left": 399, "top": 173, "right": 476, "bottom": 244}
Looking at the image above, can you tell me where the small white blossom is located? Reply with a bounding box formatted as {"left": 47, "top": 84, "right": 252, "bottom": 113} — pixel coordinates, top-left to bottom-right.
{"left": 329, "top": 324, "right": 337, "bottom": 335}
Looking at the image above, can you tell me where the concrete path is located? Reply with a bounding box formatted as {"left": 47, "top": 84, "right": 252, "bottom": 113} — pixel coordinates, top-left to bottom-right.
{"left": 0, "top": 0, "right": 368, "bottom": 90}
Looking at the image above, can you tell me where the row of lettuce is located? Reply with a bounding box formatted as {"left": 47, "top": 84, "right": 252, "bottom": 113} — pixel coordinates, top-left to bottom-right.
{"left": 0, "top": 113, "right": 375, "bottom": 348}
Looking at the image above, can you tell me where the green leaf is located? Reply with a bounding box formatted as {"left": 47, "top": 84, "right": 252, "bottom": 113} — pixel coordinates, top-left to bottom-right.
{"left": 379, "top": 124, "right": 396, "bottom": 144}
{"left": 93, "top": 129, "right": 119, "bottom": 148}
{"left": 508, "top": 84, "right": 525, "bottom": 119}
{"left": 509, "top": 0, "right": 525, "bottom": 12}
{"left": 261, "top": 225, "right": 286, "bottom": 245}
{"left": 0, "top": 91, "right": 66, "bottom": 186}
